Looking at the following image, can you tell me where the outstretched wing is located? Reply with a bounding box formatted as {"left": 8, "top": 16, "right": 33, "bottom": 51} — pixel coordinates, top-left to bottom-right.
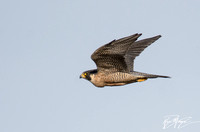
{"left": 91, "top": 33, "right": 142, "bottom": 73}
{"left": 91, "top": 34, "right": 161, "bottom": 73}
{"left": 125, "top": 35, "right": 161, "bottom": 72}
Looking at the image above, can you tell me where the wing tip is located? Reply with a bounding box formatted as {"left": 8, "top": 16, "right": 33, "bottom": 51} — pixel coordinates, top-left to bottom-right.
{"left": 135, "top": 34, "right": 161, "bottom": 40}
{"left": 131, "top": 33, "right": 142, "bottom": 38}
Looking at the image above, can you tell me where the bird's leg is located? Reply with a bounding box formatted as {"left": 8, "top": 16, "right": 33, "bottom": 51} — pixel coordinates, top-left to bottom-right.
{"left": 136, "top": 78, "right": 147, "bottom": 82}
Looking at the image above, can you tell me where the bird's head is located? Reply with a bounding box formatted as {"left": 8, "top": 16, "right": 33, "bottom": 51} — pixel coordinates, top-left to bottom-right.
{"left": 80, "top": 69, "right": 98, "bottom": 81}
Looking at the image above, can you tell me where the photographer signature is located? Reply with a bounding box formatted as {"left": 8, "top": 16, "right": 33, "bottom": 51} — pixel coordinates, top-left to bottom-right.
{"left": 163, "top": 115, "right": 200, "bottom": 129}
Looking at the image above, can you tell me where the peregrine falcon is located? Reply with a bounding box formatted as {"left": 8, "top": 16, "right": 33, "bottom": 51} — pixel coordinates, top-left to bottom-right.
{"left": 80, "top": 33, "right": 170, "bottom": 87}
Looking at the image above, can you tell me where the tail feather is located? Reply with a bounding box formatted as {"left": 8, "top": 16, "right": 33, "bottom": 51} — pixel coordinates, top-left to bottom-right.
{"left": 146, "top": 74, "right": 171, "bottom": 78}
{"left": 132, "top": 71, "right": 171, "bottom": 79}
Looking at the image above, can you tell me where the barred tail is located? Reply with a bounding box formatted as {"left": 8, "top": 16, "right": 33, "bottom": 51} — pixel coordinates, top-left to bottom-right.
{"left": 132, "top": 71, "right": 171, "bottom": 79}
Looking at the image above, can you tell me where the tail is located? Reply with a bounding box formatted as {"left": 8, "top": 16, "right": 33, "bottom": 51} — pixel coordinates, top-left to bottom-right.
{"left": 132, "top": 71, "right": 171, "bottom": 79}
{"left": 145, "top": 74, "right": 171, "bottom": 79}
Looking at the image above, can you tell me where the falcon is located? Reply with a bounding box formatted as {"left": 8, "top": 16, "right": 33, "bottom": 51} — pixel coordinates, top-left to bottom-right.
{"left": 80, "top": 33, "right": 170, "bottom": 87}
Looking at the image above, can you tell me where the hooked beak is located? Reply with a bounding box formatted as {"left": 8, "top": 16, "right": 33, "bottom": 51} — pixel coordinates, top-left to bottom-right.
{"left": 79, "top": 74, "right": 85, "bottom": 79}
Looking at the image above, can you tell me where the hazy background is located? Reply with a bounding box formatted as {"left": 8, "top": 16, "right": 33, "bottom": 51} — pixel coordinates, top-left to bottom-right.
{"left": 0, "top": 0, "right": 200, "bottom": 132}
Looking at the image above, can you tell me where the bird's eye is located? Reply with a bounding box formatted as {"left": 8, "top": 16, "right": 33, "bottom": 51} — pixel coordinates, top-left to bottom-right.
{"left": 84, "top": 73, "right": 87, "bottom": 76}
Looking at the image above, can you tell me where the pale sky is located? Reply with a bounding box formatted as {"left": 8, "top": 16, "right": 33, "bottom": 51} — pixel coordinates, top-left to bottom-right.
{"left": 0, "top": 0, "right": 200, "bottom": 132}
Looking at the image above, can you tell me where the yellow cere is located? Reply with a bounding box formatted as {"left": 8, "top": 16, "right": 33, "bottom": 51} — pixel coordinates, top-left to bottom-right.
{"left": 81, "top": 73, "right": 86, "bottom": 78}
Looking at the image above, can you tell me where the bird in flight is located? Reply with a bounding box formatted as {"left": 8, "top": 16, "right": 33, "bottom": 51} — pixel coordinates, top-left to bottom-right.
{"left": 80, "top": 33, "right": 170, "bottom": 87}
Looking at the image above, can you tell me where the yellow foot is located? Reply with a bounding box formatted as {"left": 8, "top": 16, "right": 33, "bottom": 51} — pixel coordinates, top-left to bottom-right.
{"left": 137, "top": 78, "right": 147, "bottom": 82}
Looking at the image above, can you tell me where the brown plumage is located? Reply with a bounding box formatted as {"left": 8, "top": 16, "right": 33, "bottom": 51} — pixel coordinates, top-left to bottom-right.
{"left": 80, "top": 33, "right": 170, "bottom": 87}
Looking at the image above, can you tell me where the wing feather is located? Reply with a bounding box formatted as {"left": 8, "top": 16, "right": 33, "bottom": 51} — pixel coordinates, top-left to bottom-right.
{"left": 125, "top": 35, "right": 161, "bottom": 71}
{"left": 91, "top": 34, "right": 141, "bottom": 72}
{"left": 91, "top": 34, "right": 161, "bottom": 73}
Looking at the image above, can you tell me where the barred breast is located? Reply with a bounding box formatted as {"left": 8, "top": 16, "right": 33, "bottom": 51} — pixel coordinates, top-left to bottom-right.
{"left": 104, "top": 72, "right": 138, "bottom": 83}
